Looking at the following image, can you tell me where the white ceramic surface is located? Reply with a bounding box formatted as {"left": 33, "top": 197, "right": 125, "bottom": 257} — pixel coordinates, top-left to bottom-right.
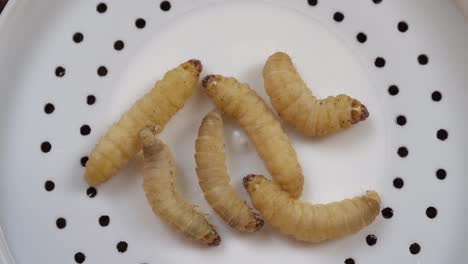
{"left": 0, "top": 0, "right": 467, "bottom": 263}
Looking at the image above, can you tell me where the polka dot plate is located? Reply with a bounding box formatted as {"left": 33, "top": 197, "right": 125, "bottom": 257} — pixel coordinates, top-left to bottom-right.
{"left": 0, "top": 0, "right": 467, "bottom": 263}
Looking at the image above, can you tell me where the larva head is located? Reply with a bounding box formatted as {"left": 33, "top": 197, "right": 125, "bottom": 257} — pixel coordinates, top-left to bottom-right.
{"left": 351, "top": 99, "right": 369, "bottom": 124}
{"left": 204, "top": 229, "right": 221, "bottom": 247}
{"left": 201, "top": 74, "right": 223, "bottom": 96}
{"left": 181, "top": 59, "right": 203, "bottom": 76}
{"left": 139, "top": 126, "right": 163, "bottom": 150}
{"left": 243, "top": 174, "right": 267, "bottom": 194}
{"left": 244, "top": 212, "right": 265, "bottom": 232}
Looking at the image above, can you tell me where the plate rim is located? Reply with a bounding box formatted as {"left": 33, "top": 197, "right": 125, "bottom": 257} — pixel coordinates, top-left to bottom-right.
{"left": 0, "top": 1, "right": 467, "bottom": 263}
{"left": 0, "top": 0, "right": 19, "bottom": 262}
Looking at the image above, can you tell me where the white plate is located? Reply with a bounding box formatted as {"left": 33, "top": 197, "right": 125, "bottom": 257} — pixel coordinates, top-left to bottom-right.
{"left": 1, "top": 0, "right": 468, "bottom": 263}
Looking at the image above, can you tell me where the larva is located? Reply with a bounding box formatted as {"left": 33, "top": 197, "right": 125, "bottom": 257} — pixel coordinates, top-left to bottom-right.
{"left": 263, "top": 52, "right": 369, "bottom": 137}
{"left": 140, "top": 127, "right": 221, "bottom": 246}
{"left": 85, "top": 59, "right": 202, "bottom": 186}
{"left": 202, "top": 75, "right": 304, "bottom": 199}
{"left": 195, "top": 109, "right": 264, "bottom": 232}
{"left": 243, "top": 174, "right": 381, "bottom": 242}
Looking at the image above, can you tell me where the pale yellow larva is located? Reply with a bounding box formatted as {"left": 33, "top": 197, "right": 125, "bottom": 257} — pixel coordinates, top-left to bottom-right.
{"left": 243, "top": 174, "right": 381, "bottom": 242}
{"left": 140, "top": 127, "right": 220, "bottom": 246}
{"left": 195, "top": 109, "right": 264, "bottom": 232}
{"left": 85, "top": 59, "right": 202, "bottom": 186}
{"left": 263, "top": 52, "right": 369, "bottom": 137}
{"left": 202, "top": 75, "right": 303, "bottom": 199}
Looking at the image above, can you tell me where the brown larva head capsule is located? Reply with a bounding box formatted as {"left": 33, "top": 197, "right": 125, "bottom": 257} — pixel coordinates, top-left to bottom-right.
{"left": 182, "top": 59, "right": 203, "bottom": 75}
{"left": 243, "top": 174, "right": 266, "bottom": 194}
{"left": 243, "top": 174, "right": 257, "bottom": 189}
{"left": 201, "top": 74, "right": 224, "bottom": 99}
{"left": 246, "top": 212, "right": 265, "bottom": 232}
{"left": 187, "top": 59, "right": 203, "bottom": 73}
{"left": 351, "top": 100, "right": 370, "bottom": 124}
{"left": 255, "top": 215, "right": 265, "bottom": 229}
{"left": 205, "top": 230, "right": 221, "bottom": 247}
{"left": 201, "top": 74, "right": 219, "bottom": 89}
{"left": 360, "top": 104, "right": 370, "bottom": 121}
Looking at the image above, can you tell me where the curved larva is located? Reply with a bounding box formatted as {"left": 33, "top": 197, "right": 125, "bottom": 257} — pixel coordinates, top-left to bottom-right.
{"left": 243, "top": 174, "right": 381, "bottom": 242}
{"left": 85, "top": 59, "right": 202, "bottom": 186}
{"left": 140, "top": 127, "right": 221, "bottom": 246}
{"left": 195, "top": 109, "right": 264, "bottom": 232}
{"left": 201, "top": 75, "right": 304, "bottom": 199}
{"left": 263, "top": 52, "right": 369, "bottom": 137}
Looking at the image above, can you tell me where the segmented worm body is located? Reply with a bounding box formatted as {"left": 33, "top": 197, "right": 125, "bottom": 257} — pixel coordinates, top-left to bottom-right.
{"left": 263, "top": 52, "right": 369, "bottom": 136}
{"left": 202, "top": 75, "right": 303, "bottom": 198}
{"left": 244, "top": 174, "right": 381, "bottom": 242}
{"left": 85, "top": 59, "right": 202, "bottom": 186}
{"left": 195, "top": 109, "right": 264, "bottom": 232}
{"left": 140, "top": 127, "right": 220, "bottom": 246}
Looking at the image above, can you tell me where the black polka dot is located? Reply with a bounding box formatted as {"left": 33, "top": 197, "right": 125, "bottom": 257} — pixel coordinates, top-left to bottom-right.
{"left": 372, "top": 0, "right": 382, "bottom": 3}
{"left": 344, "top": 258, "right": 355, "bottom": 264}
{"left": 396, "top": 115, "right": 407, "bottom": 126}
{"left": 80, "top": 125, "right": 91, "bottom": 136}
{"left": 74, "top": 252, "right": 86, "bottom": 263}
{"left": 160, "top": 1, "right": 171, "bottom": 11}
{"left": 96, "top": 2, "right": 107, "bottom": 13}
{"left": 116, "top": 241, "right": 128, "bottom": 253}
{"left": 99, "top": 215, "right": 110, "bottom": 227}
{"left": 114, "top": 40, "right": 125, "bottom": 51}
{"left": 431, "top": 91, "right": 442, "bottom": 102}
{"left": 97, "top": 66, "right": 108, "bottom": 77}
{"left": 397, "top": 146, "right": 408, "bottom": 158}
{"left": 86, "top": 95, "right": 96, "bottom": 105}
{"left": 436, "top": 129, "right": 448, "bottom": 141}
{"left": 45, "top": 180, "right": 55, "bottom": 192}
{"left": 44, "top": 103, "right": 55, "bottom": 114}
{"left": 87, "top": 187, "right": 97, "bottom": 198}
{"left": 80, "top": 156, "right": 89, "bottom": 167}
{"left": 374, "top": 57, "right": 386, "bottom": 68}
{"left": 135, "top": 18, "right": 146, "bottom": 29}
{"left": 333, "top": 12, "right": 345, "bottom": 22}
{"left": 41, "top": 142, "right": 52, "bottom": 153}
{"left": 366, "top": 234, "right": 377, "bottom": 246}
{"left": 356, "top": 32, "right": 367, "bottom": 43}
{"left": 418, "top": 54, "right": 429, "bottom": 65}
{"left": 55, "top": 66, "right": 66, "bottom": 77}
{"left": 56, "top": 217, "right": 67, "bottom": 229}
{"left": 398, "top": 21, "right": 409, "bottom": 32}
{"left": 73, "top": 32, "right": 84, "bottom": 43}
{"left": 388, "top": 85, "right": 399, "bottom": 96}
{"left": 409, "top": 243, "right": 421, "bottom": 255}
{"left": 381, "top": 207, "right": 393, "bottom": 219}
{"left": 393, "top": 177, "right": 404, "bottom": 189}
{"left": 308, "top": 0, "right": 318, "bottom": 6}
{"left": 436, "top": 169, "right": 446, "bottom": 180}
{"left": 426, "top": 206, "right": 437, "bottom": 219}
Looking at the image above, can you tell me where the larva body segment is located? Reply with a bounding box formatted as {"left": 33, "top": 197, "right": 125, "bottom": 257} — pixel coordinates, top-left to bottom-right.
{"left": 202, "top": 75, "right": 304, "bottom": 199}
{"left": 85, "top": 59, "right": 202, "bottom": 186}
{"left": 195, "top": 109, "right": 264, "bottom": 232}
{"left": 263, "top": 52, "right": 369, "bottom": 137}
{"left": 140, "top": 128, "right": 220, "bottom": 246}
{"left": 243, "top": 175, "right": 381, "bottom": 242}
